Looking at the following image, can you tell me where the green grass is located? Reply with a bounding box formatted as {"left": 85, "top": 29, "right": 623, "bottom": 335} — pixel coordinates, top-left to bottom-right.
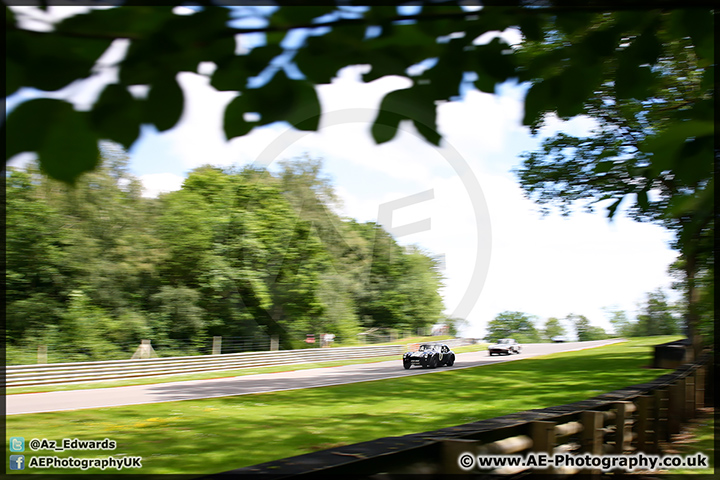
{"left": 5, "top": 337, "right": 678, "bottom": 475}
{"left": 663, "top": 408, "right": 715, "bottom": 476}
{"left": 7, "top": 341, "right": 488, "bottom": 395}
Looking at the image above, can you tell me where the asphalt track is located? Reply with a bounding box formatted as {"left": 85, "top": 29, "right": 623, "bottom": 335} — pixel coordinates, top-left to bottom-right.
{"left": 6, "top": 339, "right": 622, "bottom": 415}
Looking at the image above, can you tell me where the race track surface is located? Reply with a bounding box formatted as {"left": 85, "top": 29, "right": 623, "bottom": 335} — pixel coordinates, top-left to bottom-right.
{"left": 6, "top": 339, "right": 621, "bottom": 415}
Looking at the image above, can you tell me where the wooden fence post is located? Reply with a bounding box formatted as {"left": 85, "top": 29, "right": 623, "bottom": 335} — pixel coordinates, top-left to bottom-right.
{"left": 613, "top": 401, "right": 634, "bottom": 453}
{"left": 530, "top": 421, "right": 556, "bottom": 474}
{"left": 37, "top": 345, "right": 48, "bottom": 364}
{"left": 685, "top": 372, "right": 696, "bottom": 420}
{"left": 695, "top": 365, "right": 706, "bottom": 410}
{"left": 442, "top": 439, "right": 478, "bottom": 474}
{"left": 580, "top": 411, "right": 603, "bottom": 476}
{"left": 635, "top": 395, "right": 653, "bottom": 453}
{"left": 654, "top": 388, "right": 669, "bottom": 444}
{"left": 667, "top": 380, "right": 683, "bottom": 436}
{"left": 212, "top": 336, "right": 222, "bottom": 355}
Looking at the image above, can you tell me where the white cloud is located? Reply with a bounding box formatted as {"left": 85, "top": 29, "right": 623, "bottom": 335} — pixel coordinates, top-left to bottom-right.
{"left": 439, "top": 87, "right": 526, "bottom": 155}
{"left": 140, "top": 173, "right": 185, "bottom": 198}
{"left": 464, "top": 174, "right": 678, "bottom": 337}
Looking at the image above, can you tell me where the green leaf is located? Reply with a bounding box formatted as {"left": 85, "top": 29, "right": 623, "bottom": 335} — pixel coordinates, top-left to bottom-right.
{"left": 55, "top": 7, "right": 173, "bottom": 38}
{"left": 577, "top": 26, "right": 621, "bottom": 58}
{"left": 223, "top": 94, "right": 252, "bottom": 140}
{"left": 522, "top": 79, "right": 553, "bottom": 128}
{"left": 364, "top": 24, "right": 440, "bottom": 82}
{"left": 555, "top": 63, "right": 599, "bottom": 119}
{"left": 470, "top": 38, "right": 515, "bottom": 83}
{"left": 554, "top": 11, "right": 596, "bottom": 36}
{"left": 222, "top": 71, "right": 320, "bottom": 139}
{"left": 631, "top": 29, "right": 662, "bottom": 66}
{"left": 6, "top": 99, "right": 99, "bottom": 184}
{"left": 518, "top": 13, "right": 544, "bottom": 42}
{"left": 295, "top": 25, "right": 368, "bottom": 84}
{"left": 673, "top": 136, "right": 714, "bottom": 186}
{"left": 211, "top": 45, "right": 283, "bottom": 91}
{"left": 420, "top": 43, "right": 465, "bottom": 100}
{"left": 145, "top": 74, "right": 184, "bottom": 132}
{"left": 640, "top": 120, "right": 715, "bottom": 176}
{"left": 606, "top": 197, "right": 623, "bottom": 219}
{"left": 7, "top": 30, "right": 112, "bottom": 92}
{"left": 90, "top": 83, "right": 143, "bottom": 149}
{"left": 270, "top": 6, "right": 338, "bottom": 28}
{"left": 615, "top": 63, "right": 653, "bottom": 100}
{"left": 680, "top": 9, "right": 714, "bottom": 62}
{"left": 6, "top": 56, "right": 22, "bottom": 96}
{"left": 594, "top": 161, "right": 614, "bottom": 174}
{"left": 372, "top": 86, "right": 440, "bottom": 146}
{"left": 120, "top": 8, "right": 233, "bottom": 85}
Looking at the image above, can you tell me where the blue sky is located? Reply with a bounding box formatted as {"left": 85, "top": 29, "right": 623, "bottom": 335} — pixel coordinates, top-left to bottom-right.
{"left": 7, "top": 5, "right": 680, "bottom": 339}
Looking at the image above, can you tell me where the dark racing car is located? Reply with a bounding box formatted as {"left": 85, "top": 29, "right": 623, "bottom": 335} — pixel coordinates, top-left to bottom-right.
{"left": 403, "top": 343, "right": 455, "bottom": 369}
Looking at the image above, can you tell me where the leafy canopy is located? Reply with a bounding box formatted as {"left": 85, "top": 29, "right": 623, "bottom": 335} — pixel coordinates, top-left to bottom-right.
{"left": 8, "top": 3, "right": 710, "bottom": 190}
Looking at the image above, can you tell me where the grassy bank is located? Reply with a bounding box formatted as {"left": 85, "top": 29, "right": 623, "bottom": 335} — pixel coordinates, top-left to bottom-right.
{"left": 5, "top": 336, "right": 679, "bottom": 475}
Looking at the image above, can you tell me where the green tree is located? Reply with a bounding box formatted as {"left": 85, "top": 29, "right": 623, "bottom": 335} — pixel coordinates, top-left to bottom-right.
{"left": 606, "top": 309, "right": 634, "bottom": 338}
{"left": 586, "top": 326, "right": 609, "bottom": 341}
{"left": 541, "top": 317, "right": 566, "bottom": 342}
{"left": 485, "top": 311, "right": 541, "bottom": 344}
{"left": 669, "top": 258, "right": 714, "bottom": 345}
{"left": 634, "top": 289, "right": 681, "bottom": 337}
{"left": 513, "top": 8, "right": 713, "bottom": 352}
{"left": 567, "top": 314, "right": 609, "bottom": 341}
{"left": 5, "top": 167, "right": 68, "bottom": 341}
{"left": 6, "top": 146, "right": 163, "bottom": 355}
{"left": 567, "top": 313, "right": 590, "bottom": 342}
{"left": 444, "top": 316, "right": 469, "bottom": 337}
{"left": 58, "top": 290, "right": 126, "bottom": 361}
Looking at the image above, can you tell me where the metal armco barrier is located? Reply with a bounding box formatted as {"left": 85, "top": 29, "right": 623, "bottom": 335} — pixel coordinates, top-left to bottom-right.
{"left": 218, "top": 351, "right": 713, "bottom": 477}
{"left": 6, "top": 345, "right": 404, "bottom": 387}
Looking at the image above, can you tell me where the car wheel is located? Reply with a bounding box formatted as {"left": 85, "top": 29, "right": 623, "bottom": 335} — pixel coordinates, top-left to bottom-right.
{"left": 447, "top": 355, "right": 455, "bottom": 366}
{"left": 403, "top": 359, "right": 411, "bottom": 369}
{"left": 429, "top": 356, "right": 438, "bottom": 369}
{"left": 489, "top": 352, "right": 494, "bottom": 356}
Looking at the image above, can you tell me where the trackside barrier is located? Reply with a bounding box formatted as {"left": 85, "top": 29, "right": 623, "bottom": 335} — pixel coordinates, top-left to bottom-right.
{"left": 5, "top": 345, "right": 404, "bottom": 387}
{"left": 221, "top": 351, "right": 712, "bottom": 476}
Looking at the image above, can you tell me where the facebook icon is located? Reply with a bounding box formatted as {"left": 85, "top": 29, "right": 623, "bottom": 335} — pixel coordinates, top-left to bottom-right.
{"left": 10, "top": 455, "right": 25, "bottom": 470}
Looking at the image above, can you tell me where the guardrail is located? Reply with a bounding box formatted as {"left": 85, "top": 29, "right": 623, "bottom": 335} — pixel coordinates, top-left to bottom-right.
{"left": 5, "top": 345, "right": 404, "bottom": 387}
{"left": 222, "top": 350, "right": 713, "bottom": 476}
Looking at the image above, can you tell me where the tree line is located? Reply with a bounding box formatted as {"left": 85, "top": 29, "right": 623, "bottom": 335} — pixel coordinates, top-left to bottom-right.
{"left": 485, "top": 288, "right": 683, "bottom": 344}
{"left": 5, "top": 146, "right": 446, "bottom": 362}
